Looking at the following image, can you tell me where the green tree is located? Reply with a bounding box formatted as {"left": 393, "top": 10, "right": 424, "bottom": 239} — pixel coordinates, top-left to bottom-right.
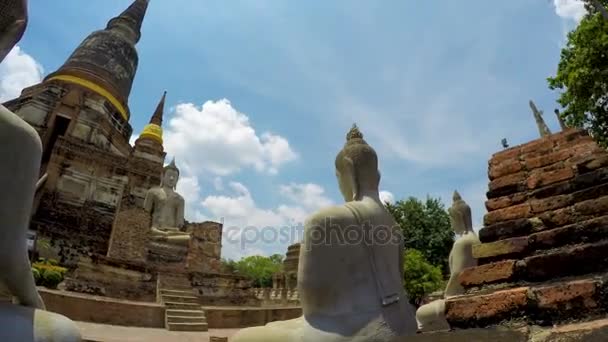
{"left": 386, "top": 196, "right": 454, "bottom": 274}
{"left": 403, "top": 249, "right": 444, "bottom": 308}
{"left": 227, "top": 254, "right": 284, "bottom": 287}
{"left": 548, "top": 1, "right": 608, "bottom": 145}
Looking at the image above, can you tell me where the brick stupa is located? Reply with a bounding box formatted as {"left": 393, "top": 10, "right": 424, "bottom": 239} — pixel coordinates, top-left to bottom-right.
{"left": 444, "top": 128, "right": 608, "bottom": 331}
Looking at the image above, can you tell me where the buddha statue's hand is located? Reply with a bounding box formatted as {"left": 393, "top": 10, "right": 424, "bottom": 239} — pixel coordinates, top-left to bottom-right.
{"left": 152, "top": 235, "right": 168, "bottom": 242}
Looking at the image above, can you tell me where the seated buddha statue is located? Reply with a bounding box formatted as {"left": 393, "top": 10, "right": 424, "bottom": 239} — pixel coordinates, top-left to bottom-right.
{"left": 415, "top": 190, "right": 480, "bottom": 332}
{"left": 143, "top": 158, "right": 191, "bottom": 246}
{"left": 0, "top": 1, "right": 81, "bottom": 340}
{"left": 232, "top": 125, "right": 417, "bottom": 342}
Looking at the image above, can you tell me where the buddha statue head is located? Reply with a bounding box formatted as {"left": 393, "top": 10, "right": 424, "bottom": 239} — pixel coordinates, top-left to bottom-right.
{"left": 335, "top": 124, "right": 380, "bottom": 202}
{"left": 0, "top": 0, "right": 27, "bottom": 63}
{"left": 448, "top": 190, "right": 473, "bottom": 235}
{"left": 162, "top": 158, "right": 180, "bottom": 190}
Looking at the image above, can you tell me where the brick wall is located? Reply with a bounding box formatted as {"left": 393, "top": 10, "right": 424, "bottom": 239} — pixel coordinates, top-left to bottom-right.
{"left": 40, "top": 288, "right": 164, "bottom": 328}
{"left": 445, "top": 129, "right": 608, "bottom": 329}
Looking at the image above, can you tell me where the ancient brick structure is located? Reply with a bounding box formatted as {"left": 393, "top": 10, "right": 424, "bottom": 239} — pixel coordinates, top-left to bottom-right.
{"left": 2, "top": 0, "right": 167, "bottom": 262}
{"left": 445, "top": 128, "right": 608, "bottom": 329}
{"left": 107, "top": 208, "right": 151, "bottom": 263}
{"left": 186, "top": 221, "right": 223, "bottom": 274}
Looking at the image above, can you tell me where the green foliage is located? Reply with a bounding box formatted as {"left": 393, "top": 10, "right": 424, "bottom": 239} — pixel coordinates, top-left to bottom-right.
{"left": 32, "top": 268, "right": 41, "bottom": 284}
{"left": 548, "top": 8, "right": 608, "bottom": 145}
{"left": 221, "top": 258, "right": 237, "bottom": 273}
{"left": 41, "top": 270, "right": 63, "bottom": 289}
{"left": 32, "top": 258, "right": 67, "bottom": 288}
{"left": 403, "top": 249, "right": 444, "bottom": 307}
{"left": 386, "top": 196, "right": 454, "bottom": 274}
{"left": 225, "top": 254, "right": 284, "bottom": 287}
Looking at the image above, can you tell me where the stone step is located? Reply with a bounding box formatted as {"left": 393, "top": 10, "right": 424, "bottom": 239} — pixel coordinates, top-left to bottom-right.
{"left": 447, "top": 276, "right": 606, "bottom": 329}
{"left": 164, "top": 301, "right": 201, "bottom": 310}
{"left": 165, "top": 309, "right": 206, "bottom": 317}
{"left": 161, "top": 294, "right": 199, "bottom": 304}
{"left": 160, "top": 289, "right": 195, "bottom": 296}
{"left": 461, "top": 239, "right": 608, "bottom": 289}
{"left": 166, "top": 315, "right": 207, "bottom": 324}
{"left": 166, "top": 322, "right": 208, "bottom": 332}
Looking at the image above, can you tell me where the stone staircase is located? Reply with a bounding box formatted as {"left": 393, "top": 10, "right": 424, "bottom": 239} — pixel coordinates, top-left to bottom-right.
{"left": 157, "top": 273, "right": 208, "bottom": 332}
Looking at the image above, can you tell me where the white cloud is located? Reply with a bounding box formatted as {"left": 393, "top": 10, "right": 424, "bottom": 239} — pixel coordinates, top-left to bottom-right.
{"left": 279, "top": 183, "right": 334, "bottom": 211}
{"left": 129, "top": 133, "right": 137, "bottom": 146}
{"left": 379, "top": 190, "right": 395, "bottom": 204}
{"left": 164, "top": 99, "right": 297, "bottom": 176}
{"left": 553, "top": 0, "right": 587, "bottom": 22}
{"left": 200, "top": 181, "right": 334, "bottom": 260}
{"left": 0, "top": 46, "right": 44, "bottom": 102}
{"left": 213, "top": 177, "right": 224, "bottom": 191}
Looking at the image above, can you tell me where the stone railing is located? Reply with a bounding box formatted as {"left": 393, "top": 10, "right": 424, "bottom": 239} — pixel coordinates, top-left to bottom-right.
{"left": 253, "top": 287, "right": 300, "bottom": 306}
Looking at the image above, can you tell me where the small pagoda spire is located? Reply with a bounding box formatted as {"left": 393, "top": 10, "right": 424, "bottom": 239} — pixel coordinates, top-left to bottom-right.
{"left": 106, "top": 0, "right": 150, "bottom": 44}
{"left": 149, "top": 91, "right": 166, "bottom": 126}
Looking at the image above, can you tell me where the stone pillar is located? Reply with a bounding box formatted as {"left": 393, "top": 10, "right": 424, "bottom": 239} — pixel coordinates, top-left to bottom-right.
{"left": 107, "top": 208, "right": 150, "bottom": 263}
{"left": 186, "top": 221, "right": 223, "bottom": 273}
{"left": 445, "top": 129, "right": 608, "bottom": 329}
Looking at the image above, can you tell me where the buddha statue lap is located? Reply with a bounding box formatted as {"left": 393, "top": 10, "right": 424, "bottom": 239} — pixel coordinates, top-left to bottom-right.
{"left": 232, "top": 125, "right": 417, "bottom": 342}
{"left": 143, "top": 158, "right": 191, "bottom": 247}
{"left": 0, "top": 1, "right": 81, "bottom": 340}
{"left": 415, "top": 191, "right": 480, "bottom": 332}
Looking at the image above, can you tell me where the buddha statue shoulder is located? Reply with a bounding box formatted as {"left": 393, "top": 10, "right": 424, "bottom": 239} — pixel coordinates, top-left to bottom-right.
{"left": 232, "top": 125, "right": 417, "bottom": 342}
{"left": 415, "top": 190, "right": 480, "bottom": 332}
{"left": 0, "top": 0, "right": 81, "bottom": 340}
{"left": 143, "top": 158, "right": 190, "bottom": 245}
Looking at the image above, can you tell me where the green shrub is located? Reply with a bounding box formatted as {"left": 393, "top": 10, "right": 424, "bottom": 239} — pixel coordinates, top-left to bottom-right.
{"left": 32, "top": 262, "right": 67, "bottom": 277}
{"left": 32, "top": 268, "right": 41, "bottom": 285}
{"left": 32, "top": 260, "right": 67, "bottom": 289}
{"left": 42, "top": 270, "right": 63, "bottom": 289}
{"left": 403, "top": 249, "right": 445, "bottom": 307}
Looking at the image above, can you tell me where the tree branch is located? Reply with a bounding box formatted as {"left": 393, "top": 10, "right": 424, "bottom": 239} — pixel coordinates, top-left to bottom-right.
{"left": 591, "top": 0, "right": 608, "bottom": 20}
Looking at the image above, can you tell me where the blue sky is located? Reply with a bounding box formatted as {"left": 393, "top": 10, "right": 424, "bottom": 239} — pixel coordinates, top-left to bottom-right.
{"left": 0, "top": 0, "right": 585, "bottom": 259}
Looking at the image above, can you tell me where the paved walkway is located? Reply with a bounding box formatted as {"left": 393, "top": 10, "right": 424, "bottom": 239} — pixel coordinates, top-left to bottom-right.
{"left": 77, "top": 321, "right": 241, "bottom": 342}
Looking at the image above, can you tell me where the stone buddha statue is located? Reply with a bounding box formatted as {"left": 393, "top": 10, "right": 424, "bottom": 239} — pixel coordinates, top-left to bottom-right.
{"left": 415, "top": 190, "right": 480, "bottom": 332}
{"left": 143, "top": 158, "right": 190, "bottom": 246}
{"left": 0, "top": 0, "right": 81, "bottom": 340}
{"left": 232, "top": 125, "right": 417, "bottom": 342}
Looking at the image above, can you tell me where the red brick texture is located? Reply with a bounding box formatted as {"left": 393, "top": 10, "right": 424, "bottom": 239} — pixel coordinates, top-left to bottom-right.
{"left": 447, "top": 278, "right": 607, "bottom": 328}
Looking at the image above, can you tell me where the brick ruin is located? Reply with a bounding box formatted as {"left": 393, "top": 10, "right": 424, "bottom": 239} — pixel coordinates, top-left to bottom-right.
{"left": 439, "top": 128, "right": 608, "bottom": 338}
{"left": 1, "top": 0, "right": 260, "bottom": 318}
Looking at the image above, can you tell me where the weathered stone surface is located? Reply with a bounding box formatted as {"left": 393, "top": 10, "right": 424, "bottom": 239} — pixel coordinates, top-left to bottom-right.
{"left": 490, "top": 147, "right": 521, "bottom": 166}
{"left": 395, "top": 327, "right": 529, "bottom": 342}
{"left": 527, "top": 167, "right": 575, "bottom": 190}
{"left": 107, "top": 208, "right": 150, "bottom": 263}
{"left": 529, "top": 215, "right": 608, "bottom": 250}
{"left": 459, "top": 260, "right": 517, "bottom": 287}
{"left": 473, "top": 237, "right": 528, "bottom": 261}
{"left": 489, "top": 172, "right": 527, "bottom": 192}
{"left": 538, "top": 206, "right": 576, "bottom": 228}
{"left": 522, "top": 240, "right": 608, "bottom": 282}
{"left": 186, "top": 221, "right": 223, "bottom": 274}
{"left": 574, "top": 195, "right": 608, "bottom": 216}
{"left": 530, "top": 194, "right": 572, "bottom": 214}
{"left": 551, "top": 128, "right": 590, "bottom": 146}
{"left": 446, "top": 287, "right": 528, "bottom": 328}
{"left": 525, "top": 148, "right": 572, "bottom": 170}
{"left": 521, "top": 138, "right": 554, "bottom": 156}
{"left": 489, "top": 159, "right": 524, "bottom": 180}
{"left": 533, "top": 317, "right": 608, "bottom": 342}
{"left": 484, "top": 203, "right": 531, "bottom": 226}
{"left": 191, "top": 272, "right": 259, "bottom": 306}
{"left": 479, "top": 218, "right": 536, "bottom": 243}
{"left": 486, "top": 193, "right": 528, "bottom": 211}
{"left": 531, "top": 279, "right": 599, "bottom": 311}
